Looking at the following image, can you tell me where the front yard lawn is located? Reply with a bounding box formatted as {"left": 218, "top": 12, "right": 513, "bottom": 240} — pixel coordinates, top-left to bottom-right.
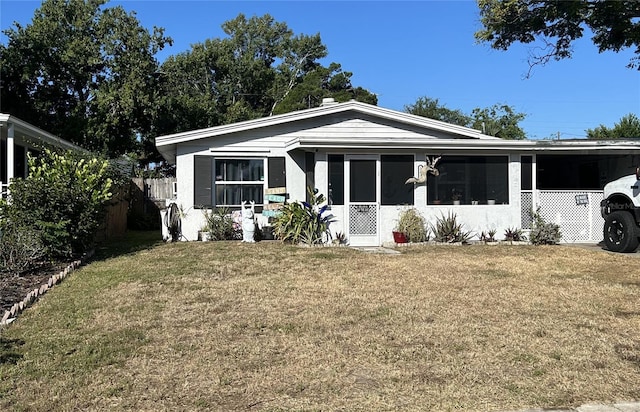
{"left": 1, "top": 233, "right": 639, "bottom": 411}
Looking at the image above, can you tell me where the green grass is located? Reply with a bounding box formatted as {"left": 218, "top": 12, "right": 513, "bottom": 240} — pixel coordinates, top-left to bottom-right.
{"left": 1, "top": 233, "right": 640, "bottom": 411}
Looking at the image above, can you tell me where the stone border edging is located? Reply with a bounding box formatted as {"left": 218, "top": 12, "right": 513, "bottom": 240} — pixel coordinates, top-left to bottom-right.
{"left": 0, "top": 249, "right": 95, "bottom": 327}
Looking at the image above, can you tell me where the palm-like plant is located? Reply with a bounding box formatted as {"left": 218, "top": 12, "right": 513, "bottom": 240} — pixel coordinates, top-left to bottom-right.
{"left": 273, "top": 187, "right": 335, "bottom": 245}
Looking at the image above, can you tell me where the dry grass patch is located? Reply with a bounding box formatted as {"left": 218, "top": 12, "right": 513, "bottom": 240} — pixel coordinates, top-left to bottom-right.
{"left": 1, "top": 235, "right": 640, "bottom": 411}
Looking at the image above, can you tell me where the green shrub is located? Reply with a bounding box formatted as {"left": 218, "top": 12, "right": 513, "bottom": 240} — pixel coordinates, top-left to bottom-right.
{"left": 529, "top": 209, "right": 562, "bottom": 245}
{"left": 504, "top": 227, "right": 527, "bottom": 242}
{"left": 202, "top": 207, "right": 237, "bottom": 240}
{"left": 273, "top": 188, "right": 334, "bottom": 245}
{"left": 395, "top": 208, "right": 429, "bottom": 243}
{"left": 2, "top": 148, "right": 114, "bottom": 258}
{"left": 0, "top": 220, "right": 46, "bottom": 274}
{"left": 432, "top": 211, "right": 473, "bottom": 243}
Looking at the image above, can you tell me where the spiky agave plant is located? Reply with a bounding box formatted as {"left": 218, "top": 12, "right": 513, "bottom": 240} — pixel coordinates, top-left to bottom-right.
{"left": 432, "top": 211, "right": 473, "bottom": 243}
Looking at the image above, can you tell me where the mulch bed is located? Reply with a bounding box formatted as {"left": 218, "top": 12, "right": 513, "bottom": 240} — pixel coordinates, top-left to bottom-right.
{"left": 0, "top": 262, "right": 72, "bottom": 313}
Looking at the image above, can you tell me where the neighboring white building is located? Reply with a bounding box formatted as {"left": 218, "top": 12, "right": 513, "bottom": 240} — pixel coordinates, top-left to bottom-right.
{"left": 1, "top": 113, "right": 83, "bottom": 197}
{"left": 155, "top": 99, "right": 640, "bottom": 245}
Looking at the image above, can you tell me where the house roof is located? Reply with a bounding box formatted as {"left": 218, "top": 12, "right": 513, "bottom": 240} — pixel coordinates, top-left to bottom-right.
{"left": 0, "top": 113, "right": 84, "bottom": 152}
{"left": 154, "top": 100, "right": 640, "bottom": 163}
{"left": 154, "top": 100, "right": 498, "bottom": 162}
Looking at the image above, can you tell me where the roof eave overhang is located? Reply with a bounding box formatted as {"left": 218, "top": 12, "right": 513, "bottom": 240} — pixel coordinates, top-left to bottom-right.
{"left": 0, "top": 113, "right": 85, "bottom": 152}
{"left": 287, "top": 137, "right": 640, "bottom": 152}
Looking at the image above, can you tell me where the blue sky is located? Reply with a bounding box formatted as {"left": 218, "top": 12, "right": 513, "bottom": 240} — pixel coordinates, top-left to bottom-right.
{"left": 2, "top": 0, "right": 639, "bottom": 139}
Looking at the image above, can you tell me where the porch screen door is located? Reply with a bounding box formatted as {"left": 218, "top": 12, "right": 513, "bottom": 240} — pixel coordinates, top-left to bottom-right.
{"left": 347, "top": 158, "right": 379, "bottom": 246}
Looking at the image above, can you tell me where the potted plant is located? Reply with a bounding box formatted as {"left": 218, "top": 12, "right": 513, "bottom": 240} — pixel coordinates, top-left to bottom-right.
{"left": 451, "top": 188, "right": 462, "bottom": 205}
{"left": 487, "top": 189, "right": 496, "bottom": 205}
{"left": 394, "top": 208, "right": 428, "bottom": 244}
{"left": 392, "top": 230, "right": 408, "bottom": 244}
{"left": 503, "top": 227, "right": 527, "bottom": 244}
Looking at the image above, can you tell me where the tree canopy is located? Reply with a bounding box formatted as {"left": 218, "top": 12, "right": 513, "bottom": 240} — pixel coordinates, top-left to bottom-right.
{"left": 150, "top": 13, "right": 377, "bottom": 154}
{"left": 1, "top": 5, "right": 376, "bottom": 166}
{"left": 586, "top": 113, "right": 640, "bottom": 139}
{"left": 405, "top": 96, "right": 527, "bottom": 140}
{"left": 403, "top": 97, "right": 472, "bottom": 127}
{"left": 0, "top": 0, "right": 171, "bottom": 157}
{"left": 475, "top": 0, "right": 640, "bottom": 74}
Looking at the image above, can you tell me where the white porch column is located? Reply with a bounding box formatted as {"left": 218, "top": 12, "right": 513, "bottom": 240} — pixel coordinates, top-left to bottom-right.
{"left": 532, "top": 154, "right": 538, "bottom": 209}
{"left": 6, "top": 121, "right": 15, "bottom": 184}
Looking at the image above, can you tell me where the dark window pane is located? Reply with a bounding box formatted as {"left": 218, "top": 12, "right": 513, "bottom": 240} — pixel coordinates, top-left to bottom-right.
{"left": 215, "top": 159, "right": 263, "bottom": 182}
{"left": 194, "top": 156, "right": 213, "bottom": 207}
{"left": 381, "top": 155, "right": 413, "bottom": 205}
{"left": 305, "top": 152, "right": 315, "bottom": 203}
{"left": 427, "top": 156, "right": 508, "bottom": 205}
{"left": 215, "top": 184, "right": 263, "bottom": 205}
{"left": 521, "top": 156, "right": 532, "bottom": 190}
{"left": 536, "top": 154, "right": 640, "bottom": 190}
{"left": 350, "top": 159, "right": 376, "bottom": 202}
{"left": 328, "top": 154, "right": 344, "bottom": 205}
{"left": 268, "top": 157, "right": 286, "bottom": 188}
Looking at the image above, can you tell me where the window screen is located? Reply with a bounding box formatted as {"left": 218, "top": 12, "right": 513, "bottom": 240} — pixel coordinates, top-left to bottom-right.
{"left": 328, "top": 154, "right": 344, "bottom": 205}
{"left": 427, "top": 156, "right": 509, "bottom": 205}
{"left": 381, "top": 155, "right": 413, "bottom": 205}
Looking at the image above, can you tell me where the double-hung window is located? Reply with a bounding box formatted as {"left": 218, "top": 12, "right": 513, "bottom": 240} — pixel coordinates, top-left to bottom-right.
{"left": 215, "top": 159, "right": 264, "bottom": 207}
{"left": 194, "top": 157, "right": 264, "bottom": 208}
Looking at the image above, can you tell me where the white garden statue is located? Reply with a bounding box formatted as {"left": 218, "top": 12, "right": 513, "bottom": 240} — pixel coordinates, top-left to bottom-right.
{"left": 241, "top": 200, "right": 256, "bottom": 243}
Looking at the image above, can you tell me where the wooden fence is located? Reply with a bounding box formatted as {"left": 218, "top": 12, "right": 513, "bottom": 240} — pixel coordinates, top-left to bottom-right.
{"left": 129, "top": 178, "right": 177, "bottom": 230}
{"left": 132, "top": 177, "right": 176, "bottom": 201}
{"left": 95, "top": 182, "right": 130, "bottom": 241}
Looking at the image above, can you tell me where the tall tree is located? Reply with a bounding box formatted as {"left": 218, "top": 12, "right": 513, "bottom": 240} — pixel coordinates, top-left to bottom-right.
{"left": 0, "top": 0, "right": 171, "bottom": 156}
{"left": 405, "top": 96, "right": 527, "bottom": 139}
{"left": 470, "top": 104, "right": 527, "bottom": 140}
{"left": 152, "top": 14, "right": 377, "bottom": 141}
{"left": 475, "top": 0, "right": 640, "bottom": 75}
{"left": 586, "top": 113, "right": 640, "bottom": 139}
{"left": 272, "top": 63, "right": 377, "bottom": 114}
{"left": 404, "top": 97, "right": 472, "bottom": 126}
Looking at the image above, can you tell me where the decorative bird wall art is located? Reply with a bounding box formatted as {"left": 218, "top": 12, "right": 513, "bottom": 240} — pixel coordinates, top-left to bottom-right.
{"left": 405, "top": 156, "right": 441, "bottom": 185}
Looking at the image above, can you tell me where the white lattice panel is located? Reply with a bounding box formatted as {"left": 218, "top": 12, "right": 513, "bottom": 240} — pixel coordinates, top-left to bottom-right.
{"left": 537, "top": 191, "right": 604, "bottom": 242}
{"left": 521, "top": 191, "right": 533, "bottom": 230}
{"left": 589, "top": 192, "right": 604, "bottom": 241}
{"left": 349, "top": 204, "right": 377, "bottom": 235}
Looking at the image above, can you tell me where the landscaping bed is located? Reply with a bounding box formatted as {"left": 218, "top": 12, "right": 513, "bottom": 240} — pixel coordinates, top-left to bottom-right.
{"left": 0, "top": 262, "right": 70, "bottom": 313}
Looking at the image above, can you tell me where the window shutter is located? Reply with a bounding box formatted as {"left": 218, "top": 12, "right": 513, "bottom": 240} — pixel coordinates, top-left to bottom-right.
{"left": 194, "top": 156, "right": 212, "bottom": 207}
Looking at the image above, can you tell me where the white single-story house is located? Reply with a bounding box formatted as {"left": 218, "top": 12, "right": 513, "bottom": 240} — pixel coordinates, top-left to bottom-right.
{"left": 155, "top": 99, "right": 640, "bottom": 246}
{"left": 1, "top": 113, "right": 83, "bottom": 197}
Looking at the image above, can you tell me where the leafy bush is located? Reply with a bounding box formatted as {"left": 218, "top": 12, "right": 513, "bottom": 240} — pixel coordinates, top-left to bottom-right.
{"left": 1, "top": 149, "right": 114, "bottom": 258}
{"left": 202, "top": 207, "right": 238, "bottom": 240}
{"left": 432, "top": 211, "right": 473, "bottom": 243}
{"left": 529, "top": 209, "right": 562, "bottom": 245}
{"left": 0, "top": 220, "right": 46, "bottom": 274}
{"left": 273, "top": 188, "right": 334, "bottom": 245}
{"left": 395, "top": 208, "right": 429, "bottom": 242}
{"left": 504, "top": 227, "right": 527, "bottom": 242}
